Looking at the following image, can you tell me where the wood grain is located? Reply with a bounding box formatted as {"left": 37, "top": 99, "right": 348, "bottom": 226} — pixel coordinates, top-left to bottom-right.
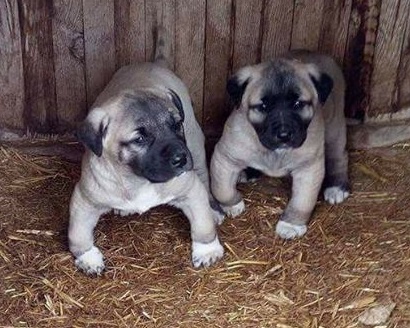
{"left": 203, "top": 0, "right": 233, "bottom": 136}
{"left": 398, "top": 8, "right": 410, "bottom": 109}
{"left": 261, "top": 0, "right": 294, "bottom": 61}
{"left": 232, "top": 0, "right": 263, "bottom": 70}
{"left": 114, "top": 0, "right": 146, "bottom": 68}
{"left": 175, "top": 0, "right": 206, "bottom": 122}
{"left": 370, "top": 0, "right": 410, "bottom": 114}
{"left": 0, "top": 0, "right": 24, "bottom": 130}
{"left": 291, "top": 0, "right": 324, "bottom": 51}
{"left": 319, "top": 0, "right": 353, "bottom": 64}
{"left": 18, "top": 0, "right": 57, "bottom": 133}
{"left": 83, "top": 0, "right": 116, "bottom": 107}
{"left": 145, "top": 0, "right": 176, "bottom": 67}
{"left": 52, "top": 0, "right": 87, "bottom": 131}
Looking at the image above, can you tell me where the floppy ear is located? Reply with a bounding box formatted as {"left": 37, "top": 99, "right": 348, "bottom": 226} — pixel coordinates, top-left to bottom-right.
{"left": 76, "top": 110, "right": 109, "bottom": 157}
{"left": 167, "top": 89, "right": 184, "bottom": 122}
{"left": 310, "top": 72, "right": 334, "bottom": 104}
{"left": 226, "top": 66, "right": 254, "bottom": 107}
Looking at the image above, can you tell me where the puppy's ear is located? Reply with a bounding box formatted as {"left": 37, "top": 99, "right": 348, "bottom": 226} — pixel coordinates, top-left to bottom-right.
{"left": 309, "top": 72, "right": 334, "bottom": 104}
{"left": 167, "top": 89, "right": 184, "bottom": 122}
{"left": 227, "top": 66, "right": 253, "bottom": 107}
{"left": 76, "top": 110, "right": 109, "bottom": 157}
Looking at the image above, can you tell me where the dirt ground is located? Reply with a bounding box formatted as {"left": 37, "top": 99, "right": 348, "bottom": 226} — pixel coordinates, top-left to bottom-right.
{"left": 0, "top": 143, "right": 409, "bottom": 328}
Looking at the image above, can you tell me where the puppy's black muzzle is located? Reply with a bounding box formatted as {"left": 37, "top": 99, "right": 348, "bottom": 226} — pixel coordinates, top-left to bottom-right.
{"left": 256, "top": 111, "right": 308, "bottom": 150}
{"left": 139, "top": 139, "right": 193, "bottom": 183}
{"left": 161, "top": 142, "right": 192, "bottom": 171}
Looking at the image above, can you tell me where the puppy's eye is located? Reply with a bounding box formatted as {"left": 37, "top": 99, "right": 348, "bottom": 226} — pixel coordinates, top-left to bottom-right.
{"left": 132, "top": 135, "right": 145, "bottom": 144}
{"left": 250, "top": 102, "right": 267, "bottom": 112}
{"left": 172, "top": 120, "right": 184, "bottom": 133}
{"left": 293, "top": 100, "right": 310, "bottom": 110}
{"left": 131, "top": 127, "right": 148, "bottom": 145}
{"left": 258, "top": 103, "right": 268, "bottom": 112}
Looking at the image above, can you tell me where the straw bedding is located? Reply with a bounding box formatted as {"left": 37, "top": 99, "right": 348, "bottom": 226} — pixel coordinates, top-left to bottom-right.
{"left": 0, "top": 142, "right": 409, "bottom": 327}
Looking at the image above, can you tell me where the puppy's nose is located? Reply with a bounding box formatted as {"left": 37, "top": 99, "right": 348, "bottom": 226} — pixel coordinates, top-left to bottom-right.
{"left": 170, "top": 151, "right": 187, "bottom": 168}
{"left": 277, "top": 129, "right": 292, "bottom": 142}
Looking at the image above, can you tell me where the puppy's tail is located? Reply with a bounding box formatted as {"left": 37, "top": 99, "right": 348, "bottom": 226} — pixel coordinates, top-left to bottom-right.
{"left": 154, "top": 26, "right": 171, "bottom": 69}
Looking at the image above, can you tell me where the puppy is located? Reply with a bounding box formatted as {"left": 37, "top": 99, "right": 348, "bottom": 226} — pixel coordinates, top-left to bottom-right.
{"left": 210, "top": 51, "right": 349, "bottom": 239}
{"left": 69, "top": 29, "right": 224, "bottom": 275}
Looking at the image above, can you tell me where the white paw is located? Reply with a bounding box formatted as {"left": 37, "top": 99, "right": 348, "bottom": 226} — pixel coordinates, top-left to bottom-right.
{"left": 211, "top": 208, "right": 225, "bottom": 225}
{"left": 275, "top": 221, "right": 307, "bottom": 239}
{"left": 113, "top": 209, "right": 135, "bottom": 217}
{"left": 192, "top": 237, "right": 224, "bottom": 268}
{"left": 324, "top": 186, "right": 349, "bottom": 205}
{"left": 221, "top": 200, "right": 245, "bottom": 218}
{"left": 75, "top": 246, "right": 105, "bottom": 275}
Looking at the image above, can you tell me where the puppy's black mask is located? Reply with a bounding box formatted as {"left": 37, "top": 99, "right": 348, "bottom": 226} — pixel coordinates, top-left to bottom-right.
{"left": 227, "top": 62, "right": 333, "bottom": 151}
{"left": 78, "top": 91, "right": 193, "bottom": 183}
{"left": 251, "top": 92, "right": 311, "bottom": 150}
{"left": 122, "top": 93, "right": 193, "bottom": 183}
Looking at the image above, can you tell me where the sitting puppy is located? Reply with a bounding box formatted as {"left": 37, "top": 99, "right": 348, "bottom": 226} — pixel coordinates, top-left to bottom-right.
{"left": 210, "top": 51, "right": 349, "bottom": 239}
{"left": 69, "top": 29, "right": 224, "bottom": 275}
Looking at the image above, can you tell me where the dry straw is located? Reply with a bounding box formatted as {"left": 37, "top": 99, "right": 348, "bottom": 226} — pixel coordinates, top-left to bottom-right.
{"left": 0, "top": 142, "right": 409, "bottom": 327}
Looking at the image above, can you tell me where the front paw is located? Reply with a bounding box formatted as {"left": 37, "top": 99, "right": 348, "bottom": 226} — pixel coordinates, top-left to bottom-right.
{"left": 211, "top": 208, "right": 225, "bottom": 225}
{"left": 221, "top": 200, "right": 245, "bottom": 218}
{"left": 75, "top": 246, "right": 105, "bottom": 275}
{"left": 324, "top": 186, "right": 349, "bottom": 205}
{"left": 275, "top": 221, "right": 307, "bottom": 239}
{"left": 192, "top": 237, "right": 224, "bottom": 268}
{"left": 209, "top": 199, "right": 226, "bottom": 225}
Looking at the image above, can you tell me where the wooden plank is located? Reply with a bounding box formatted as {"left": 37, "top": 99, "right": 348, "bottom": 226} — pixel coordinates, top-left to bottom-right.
{"left": 52, "top": 0, "right": 87, "bottom": 131}
{"left": 114, "top": 0, "right": 146, "bottom": 68}
{"left": 318, "top": 0, "right": 353, "bottom": 64}
{"left": 83, "top": 0, "right": 116, "bottom": 107}
{"left": 370, "top": 0, "right": 410, "bottom": 114}
{"left": 175, "top": 0, "right": 206, "bottom": 122}
{"left": 203, "top": 0, "right": 233, "bottom": 136}
{"left": 261, "top": 0, "right": 294, "bottom": 61}
{"left": 398, "top": 7, "right": 410, "bottom": 109}
{"left": 18, "top": 0, "right": 57, "bottom": 133}
{"left": 343, "top": 0, "right": 378, "bottom": 119}
{"left": 0, "top": 0, "right": 24, "bottom": 130}
{"left": 232, "top": 0, "right": 263, "bottom": 70}
{"left": 145, "top": 0, "right": 176, "bottom": 67}
{"left": 291, "top": 0, "right": 325, "bottom": 51}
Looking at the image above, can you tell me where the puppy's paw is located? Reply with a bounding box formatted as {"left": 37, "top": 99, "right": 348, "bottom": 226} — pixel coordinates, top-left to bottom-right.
{"left": 324, "top": 186, "right": 349, "bottom": 205}
{"left": 221, "top": 200, "right": 245, "bottom": 218}
{"left": 211, "top": 209, "right": 225, "bottom": 225}
{"left": 275, "top": 221, "right": 307, "bottom": 239}
{"left": 209, "top": 199, "right": 225, "bottom": 225}
{"left": 75, "top": 246, "right": 105, "bottom": 275}
{"left": 192, "top": 238, "right": 224, "bottom": 268}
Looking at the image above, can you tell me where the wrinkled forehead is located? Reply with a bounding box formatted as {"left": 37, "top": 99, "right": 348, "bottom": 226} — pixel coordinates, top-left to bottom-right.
{"left": 119, "top": 93, "right": 173, "bottom": 127}
{"left": 248, "top": 60, "right": 316, "bottom": 103}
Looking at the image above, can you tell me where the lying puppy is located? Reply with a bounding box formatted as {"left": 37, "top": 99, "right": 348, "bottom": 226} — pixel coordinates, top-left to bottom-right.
{"left": 210, "top": 51, "right": 349, "bottom": 239}
{"left": 69, "top": 29, "right": 223, "bottom": 275}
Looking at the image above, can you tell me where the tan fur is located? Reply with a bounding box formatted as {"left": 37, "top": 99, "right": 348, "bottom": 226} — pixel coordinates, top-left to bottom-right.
{"left": 211, "top": 51, "right": 349, "bottom": 239}
{"left": 69, "top": 51, "right": 224, "bottom": 275}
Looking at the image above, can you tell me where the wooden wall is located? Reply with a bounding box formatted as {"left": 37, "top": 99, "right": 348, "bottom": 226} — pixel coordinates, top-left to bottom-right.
{"left": 0, "top": 0, "right": 409, "bottom": 136}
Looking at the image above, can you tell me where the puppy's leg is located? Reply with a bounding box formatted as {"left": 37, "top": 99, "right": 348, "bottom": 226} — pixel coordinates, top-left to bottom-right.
{"left": 210, "top": 146, "right": 245, "bottom": 217}
{"left": 68, "top": 185, "right": 108, "bottom": 275}
{"left": 186, "top": 120, "right": 225, "bottom": 224}
{"left": 174, "top": 175, "right": 224, "bottom": 268}
{"left": 324, "top": 123, "right": 349, "bottom": 204}
{"left": 276, "top": 160, "right": 324, "bottom": 239}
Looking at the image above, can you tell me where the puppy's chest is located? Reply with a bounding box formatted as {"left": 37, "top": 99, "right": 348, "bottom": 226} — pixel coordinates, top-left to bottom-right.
{"left": 252, "top": 151, "right": 292, "bottom": 177}
{"left": 110, "top": 184, "right": 173, "bottom": 214}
